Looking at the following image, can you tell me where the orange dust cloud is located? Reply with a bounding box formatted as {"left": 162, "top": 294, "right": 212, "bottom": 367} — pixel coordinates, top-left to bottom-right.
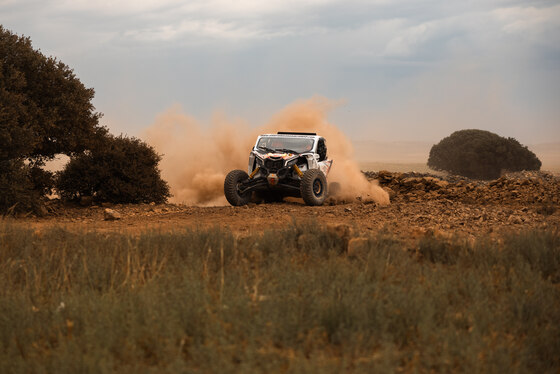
{"left": 143, "top": 97, "right": 389, "bottom": 206}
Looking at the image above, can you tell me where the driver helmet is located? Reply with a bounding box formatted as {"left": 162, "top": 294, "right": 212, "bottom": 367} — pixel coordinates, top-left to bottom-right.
{"left": 271, "top": 139, "right": 284, "bottom": 149}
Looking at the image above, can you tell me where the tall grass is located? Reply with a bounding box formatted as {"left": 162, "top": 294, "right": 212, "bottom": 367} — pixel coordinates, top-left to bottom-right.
{"left": 0, "top": 221, "right": 558, "bottom": 373}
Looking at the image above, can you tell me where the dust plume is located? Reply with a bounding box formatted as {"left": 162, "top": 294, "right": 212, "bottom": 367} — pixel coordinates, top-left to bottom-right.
{"left": 143, "top": 105, "right": 252, "bottom": 206}
{"left": 143, "top": 97, "right": 389, "bottom": 206}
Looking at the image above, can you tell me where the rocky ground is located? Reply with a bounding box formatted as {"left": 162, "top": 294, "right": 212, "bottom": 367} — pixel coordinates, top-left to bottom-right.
{"left": 367, "top": 170, "right": 559, "bottom": 206}
{"left": 10, "top": 170, "right": 560, "bottom": 244}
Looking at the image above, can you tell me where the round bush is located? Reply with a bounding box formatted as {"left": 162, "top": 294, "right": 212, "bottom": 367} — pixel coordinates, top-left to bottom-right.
{"left": 428, "top": 129, "right": 541, "bottom": 180}
{"left": 57, "top": 135, "right": 170, "bottom": 204}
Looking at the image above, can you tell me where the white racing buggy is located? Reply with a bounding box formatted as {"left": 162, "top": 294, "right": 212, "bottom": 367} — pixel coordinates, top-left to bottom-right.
{"left": 224, "top": 132, "right": 336, "bottom": 206}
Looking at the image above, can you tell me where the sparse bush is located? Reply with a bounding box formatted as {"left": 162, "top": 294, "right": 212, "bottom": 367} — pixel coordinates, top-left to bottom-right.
{"left": 502, "top": 229, "right": 560, "bottom": 283}
{"left": 56, "top": 135, "right": 170, "bottom": 204}
{"left": 418, "top": 235, "right": 466, "bottom": 265}
{"left": 428, "top": 129, "right": 541, "bottom": 179}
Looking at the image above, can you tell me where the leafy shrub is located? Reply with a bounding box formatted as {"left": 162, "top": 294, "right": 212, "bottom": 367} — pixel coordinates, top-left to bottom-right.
{"left": 0, "top": 160, "right": 36, "bottom": 213}
{"left": 428, "top": 129, "right": 541, "bottom": 179}
{"left": 56, "top": 135, "right": 170, "bottom": 204}
{"left": 0, "top": 159, "right": 54, "bottom": 214}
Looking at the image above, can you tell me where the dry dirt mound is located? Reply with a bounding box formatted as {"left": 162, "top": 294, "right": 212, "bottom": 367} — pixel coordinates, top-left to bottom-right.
{"left": 366, "top": 170, "right": 559, "bottom": 206}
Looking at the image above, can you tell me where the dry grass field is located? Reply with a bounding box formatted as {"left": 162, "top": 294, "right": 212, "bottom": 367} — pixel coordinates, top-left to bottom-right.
{"left": 0, "top": 221, "right": 559, "bottom": 373}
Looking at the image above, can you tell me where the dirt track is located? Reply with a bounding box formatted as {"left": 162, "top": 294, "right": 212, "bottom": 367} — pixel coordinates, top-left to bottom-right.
{"left": 14, "top": 189, "right": 557, "bottom": 248}
{"left": 8, "top": 171, "right": 558, "bottom": 243}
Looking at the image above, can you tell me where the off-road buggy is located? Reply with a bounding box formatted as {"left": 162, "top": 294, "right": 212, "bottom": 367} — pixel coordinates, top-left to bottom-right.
{"left": 224, "top": 132, "right": 337, "bottom": 206}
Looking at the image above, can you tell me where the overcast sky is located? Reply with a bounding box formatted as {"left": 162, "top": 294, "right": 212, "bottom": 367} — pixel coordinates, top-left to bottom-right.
{"left": 2, "top": 0, "right": 559, "bottom": 145}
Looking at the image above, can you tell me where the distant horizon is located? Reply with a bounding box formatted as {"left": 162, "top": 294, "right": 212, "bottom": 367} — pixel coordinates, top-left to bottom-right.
{"left": 44, "top": 139, "right": 560, "bottom": 175}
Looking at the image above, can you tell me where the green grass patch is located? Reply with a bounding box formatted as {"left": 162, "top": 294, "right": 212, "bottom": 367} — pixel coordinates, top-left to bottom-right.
{"left": 0, "top": 221, "right": 559, "bottom": 373}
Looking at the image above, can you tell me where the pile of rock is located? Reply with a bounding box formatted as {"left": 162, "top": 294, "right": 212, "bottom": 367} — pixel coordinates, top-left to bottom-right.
{"left": 365, "top": 170, "right": 560, "bottom": 206}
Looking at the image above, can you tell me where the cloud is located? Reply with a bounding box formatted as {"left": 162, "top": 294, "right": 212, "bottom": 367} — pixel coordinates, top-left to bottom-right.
{"left": 58, "top": 0, "right": 184, "bottom": 14}
{"left": 382, "top": 21, "right": 438, "bottom": 57}
{"left": 123, "top": 20, "right": 264, "bottom": 42}
{"left": 7, "top": 0, "right": 559, "bottom": 51}
{"left": 492, "top": 4, "right": 560, "bottom": 45}
{"left": 2, "top": 0, "right": 558, "bottom": 146}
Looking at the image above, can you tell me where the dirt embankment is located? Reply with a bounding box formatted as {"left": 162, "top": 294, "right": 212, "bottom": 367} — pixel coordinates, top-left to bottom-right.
{"left": 366, "top": 170, "right": 559, "bottom": 206}
{"left": 12, "top": 171, "right": 560, "bottom": 242}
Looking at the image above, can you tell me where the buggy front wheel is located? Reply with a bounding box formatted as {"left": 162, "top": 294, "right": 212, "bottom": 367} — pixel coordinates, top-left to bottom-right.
{"left": 224, "top": 170, "right": 251, "bottom": 206}
{"left": 300, "top": 169, "right": 327, "bottom": 206}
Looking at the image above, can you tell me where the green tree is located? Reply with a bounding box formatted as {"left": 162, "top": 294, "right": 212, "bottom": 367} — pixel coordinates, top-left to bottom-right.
{"left": 428, "top": 129, "right": 541, "bottom": 179}
{"left": 0, "top": 25, "right": 107, "bottom": 212}
{"left": 57, "top": 135, "right": 171, "bottom": 204}
{"left": 0, "top": 25, "right": 106, "bottom": 161}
